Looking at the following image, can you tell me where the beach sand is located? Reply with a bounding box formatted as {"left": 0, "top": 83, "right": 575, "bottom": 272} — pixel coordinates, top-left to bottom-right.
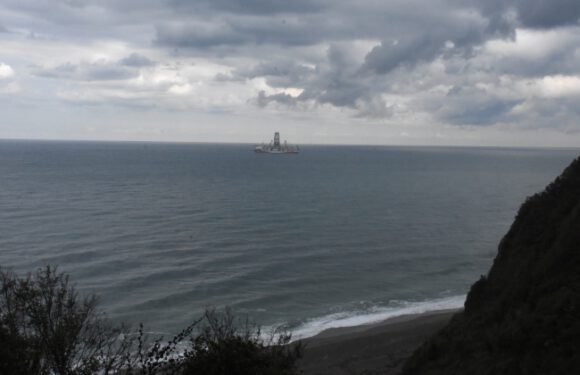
{"left": 297, "top": 309, "right": 458, "bottom": 375}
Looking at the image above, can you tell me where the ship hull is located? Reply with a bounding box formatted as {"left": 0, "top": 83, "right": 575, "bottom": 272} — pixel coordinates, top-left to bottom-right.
{"left": 254, "top": 149, "right": 299, "bottom": 154}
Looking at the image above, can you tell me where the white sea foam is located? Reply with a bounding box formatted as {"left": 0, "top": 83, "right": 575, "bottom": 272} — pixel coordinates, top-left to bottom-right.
{"left": 286, "top": 295, "right": 466, "bottom": 341}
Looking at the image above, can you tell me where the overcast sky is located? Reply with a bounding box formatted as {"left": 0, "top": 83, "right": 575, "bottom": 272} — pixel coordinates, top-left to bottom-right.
{"left": 1, "top": 0, "right": 580, "bottom": 147}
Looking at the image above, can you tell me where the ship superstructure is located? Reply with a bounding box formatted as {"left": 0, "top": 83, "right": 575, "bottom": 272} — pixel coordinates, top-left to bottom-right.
{"left": 254, "top": 132, "right": 299, "bottom": 154}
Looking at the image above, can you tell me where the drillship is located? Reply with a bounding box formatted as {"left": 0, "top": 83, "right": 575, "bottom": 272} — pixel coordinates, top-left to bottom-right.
{"left": 254, "top": 132, "right": 300, "bottom": 154}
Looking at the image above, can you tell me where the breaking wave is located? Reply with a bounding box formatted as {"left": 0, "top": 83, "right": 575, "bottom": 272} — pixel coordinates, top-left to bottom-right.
{"left": 285, "top": 295, "right": 466, "bottom": 341}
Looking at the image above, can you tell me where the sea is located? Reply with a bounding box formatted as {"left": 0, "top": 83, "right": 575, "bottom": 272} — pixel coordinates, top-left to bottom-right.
{"left": 0, "top": 140, "right": 577, "bottom": 339}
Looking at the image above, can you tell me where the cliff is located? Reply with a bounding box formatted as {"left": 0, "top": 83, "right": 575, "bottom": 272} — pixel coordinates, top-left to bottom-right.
{"left": 404, "top": 156, "right": 580, "bottom": 375}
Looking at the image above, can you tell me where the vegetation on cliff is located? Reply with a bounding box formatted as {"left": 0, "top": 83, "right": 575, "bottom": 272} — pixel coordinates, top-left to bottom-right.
{"left": 404, "top": 156, "right": 580, "bottom": 374}
{"left": 0, "top": 266, "right": 303, "bottom": 375}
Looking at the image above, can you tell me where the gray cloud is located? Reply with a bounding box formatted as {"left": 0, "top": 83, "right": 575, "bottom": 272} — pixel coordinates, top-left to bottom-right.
{"left": 234, "top": 61, "right": 314, "bottom": 80}
{"left": 0, "top": 0, "right": 164, "bottom": 43}
{"left": 218, "top": 60, "right": 315, "bottom": 89}
{"left": 508, "top": 96, "right": 580, "bottom": 132}
{"left": 34, "top": 60, "right": 141, "bottom": 81}
{"left": 155, "top": 2, "right": 484, "bottom": 51}
{"left": 360, "top": 10, "right": 501, "bottom": 77}
{"left": 297, "top": 45, "right": 366, "bottom": 108}
{"left": 492, "top": 48, "right": 580, "bottom": 77}
{"left": 362, "top": 36, "right": 448, "bottom": 75}
{"left": 32, "top": 53, "right": 155, "bottom": 81}
{"left": 156, "top": 22, "right": 247, "bottom": 49}
{"left": 256, "top": 45, "right": 373, "bottom": 110}
{"left": 472, "top": 0, "right": 580, "bottom": 30}
{"left": 515, "top": 0, "right": 580, "bottom": 29}
{"left": 241, "top": 0, "right": 580, "bottom": 121}
{"left": 2, "top": 0, "right": 580, "bottom": 137}
{"left": 354, "top": 97, "right": 396, "bottom": 119}
{"left": 33, "top": 62, "right": 77, "bottom": 79}
{"left": 119, "top": 53, "right": 156, "bottom": 67}
{"left": 81, "top": 63, "right": 139, "bottom": 81}
{"left": 60, "top": 0, "right": 87, "bottom": 8}
{"left": 437, "top": 87, "right": 522, "bottom": 126}
{"left": 255, "top": 90, "right": 298, "bottom": 107}
{"left": 168, "top": 0, "right": 327, "bottom": 15}
{"left": 155, "top": 14, "right": 337, "bottom": 49}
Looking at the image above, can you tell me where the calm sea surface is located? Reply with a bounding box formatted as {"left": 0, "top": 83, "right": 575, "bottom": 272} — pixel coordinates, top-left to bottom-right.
{"left": 0, "top": 140, "right": 577, "bottom": 338}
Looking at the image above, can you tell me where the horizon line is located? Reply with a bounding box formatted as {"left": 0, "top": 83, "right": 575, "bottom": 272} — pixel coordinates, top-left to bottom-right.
{"left": 1, "top": 137, "right": 579, "bottom": 151}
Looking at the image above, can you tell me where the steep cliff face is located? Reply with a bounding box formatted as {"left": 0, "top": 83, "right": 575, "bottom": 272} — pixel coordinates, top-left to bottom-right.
{"left": 404, "top": 156, "right": 580, "bottom": 375}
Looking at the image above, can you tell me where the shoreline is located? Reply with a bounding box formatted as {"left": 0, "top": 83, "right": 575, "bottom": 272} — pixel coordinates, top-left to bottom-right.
{"left": 288, "top": 295, "right": 466, "bottom": 342}
{"left": 297, "top": 309, "right": 460, "bottom": 375}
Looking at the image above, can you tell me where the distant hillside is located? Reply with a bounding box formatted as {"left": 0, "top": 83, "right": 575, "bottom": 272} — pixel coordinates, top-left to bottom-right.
{"left": 404, "top": 156, "right": 580, "bottom": 375}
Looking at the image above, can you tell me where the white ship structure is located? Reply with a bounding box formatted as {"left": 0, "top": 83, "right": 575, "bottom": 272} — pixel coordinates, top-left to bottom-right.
{"left": 254, "top": 132, "right": 299, "bottom": 154}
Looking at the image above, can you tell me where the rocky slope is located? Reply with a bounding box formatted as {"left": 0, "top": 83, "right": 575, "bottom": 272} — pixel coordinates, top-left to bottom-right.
{"left": 404, "top": 156, "right": 580, "bottom": 375}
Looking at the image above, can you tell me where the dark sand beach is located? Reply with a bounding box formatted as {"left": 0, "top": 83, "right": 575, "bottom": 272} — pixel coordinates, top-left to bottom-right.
{"left": 298, "top": 309, "right": 458, "bottom": 375}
